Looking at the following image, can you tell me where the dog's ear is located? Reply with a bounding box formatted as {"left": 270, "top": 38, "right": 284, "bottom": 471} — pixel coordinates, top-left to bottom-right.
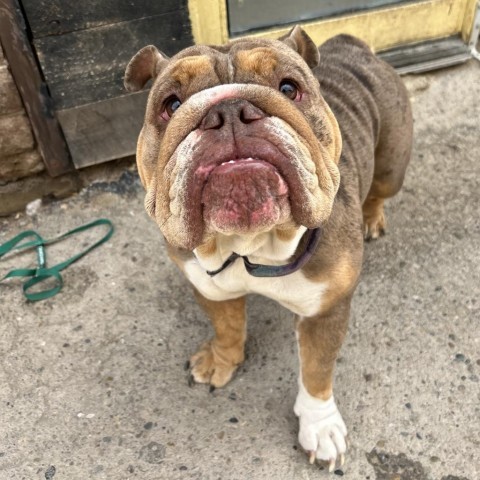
{"left": 124, "top": 45, "right": 169, "bottom": 92}
{"left": 279, "top": 26, "right": 320, "bottom": 69}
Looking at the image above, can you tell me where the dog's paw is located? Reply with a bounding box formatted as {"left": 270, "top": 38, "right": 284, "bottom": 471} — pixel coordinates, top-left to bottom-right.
{"left": 189, "top": 341, "right": 241, "bottom": 388}
{"left": 363, "top": 208, "right": 386, "bottom": 240}
{"left": 363, "top": 203, "right": 386, "bottom": 240}
{"left": 294, "top": 387, "right": 347, "bottom": 471}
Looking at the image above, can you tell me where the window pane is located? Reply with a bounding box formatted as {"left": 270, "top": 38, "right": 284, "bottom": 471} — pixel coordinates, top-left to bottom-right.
{"left": 227, "top": 0, "right": 418, "bottom": 35}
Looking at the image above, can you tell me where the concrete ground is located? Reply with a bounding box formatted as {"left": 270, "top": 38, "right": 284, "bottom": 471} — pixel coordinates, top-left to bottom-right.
{"left": 1, "top": 59, "right": 479, "bottom": 480}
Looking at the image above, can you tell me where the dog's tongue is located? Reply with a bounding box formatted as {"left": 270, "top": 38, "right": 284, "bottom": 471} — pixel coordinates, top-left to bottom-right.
{"left": 202, "top": 159, "right": 290, "bottom": 232}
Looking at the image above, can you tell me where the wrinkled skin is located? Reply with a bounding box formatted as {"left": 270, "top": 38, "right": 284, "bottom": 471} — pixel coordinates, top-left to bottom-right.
{"left": 125, "top": 35, "right": 342, "bottom": 250}
{"left": 124, "top": 28, "right": 413, "bottom": 469}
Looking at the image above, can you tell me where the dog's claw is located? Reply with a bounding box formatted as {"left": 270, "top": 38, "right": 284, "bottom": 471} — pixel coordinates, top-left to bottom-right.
{"left": 328, "top": 459, "right": 335, "bottom": 473}
{"left": 209, "top": 385, "right": 216, "bottom": 393}
{"left": 308, "top": 451, "right": 315, "bottom": 464}
{"left": 340, "top": 454, "right": 345, "bottom": 467}
{"left": 187, "top": 374, "right": 195, "bottom": 387}
{"left": 184, "top": 360, "right": 190, "bottom": 371}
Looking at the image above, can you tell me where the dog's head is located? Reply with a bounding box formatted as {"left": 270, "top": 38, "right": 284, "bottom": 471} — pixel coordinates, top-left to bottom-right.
{"left": 125, "top": 26, "right": 341, "bottom": 250}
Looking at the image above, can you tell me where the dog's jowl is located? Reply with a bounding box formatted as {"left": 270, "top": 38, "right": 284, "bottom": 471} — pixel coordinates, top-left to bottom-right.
{"left": 125, "top": 26, "right": 412, "bottom": 469}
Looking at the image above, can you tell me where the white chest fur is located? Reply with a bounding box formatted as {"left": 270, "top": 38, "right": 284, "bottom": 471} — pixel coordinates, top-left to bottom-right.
{"left": 184, "top": 228, "right": 326, "bottom": 317}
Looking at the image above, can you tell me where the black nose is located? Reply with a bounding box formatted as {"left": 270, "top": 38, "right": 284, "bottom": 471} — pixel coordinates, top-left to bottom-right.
{"left": 199, "top": 99, "right": 266, "bottom": 130}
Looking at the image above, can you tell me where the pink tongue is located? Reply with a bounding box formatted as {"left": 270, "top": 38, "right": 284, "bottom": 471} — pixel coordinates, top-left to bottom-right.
{"left": 202, "top": 159, "right": 289, "bottom": 232}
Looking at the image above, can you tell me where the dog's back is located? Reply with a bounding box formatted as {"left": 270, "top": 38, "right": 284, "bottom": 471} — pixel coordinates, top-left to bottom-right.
{"left": 316, "top": 34, "right": 413, "bottom": 237}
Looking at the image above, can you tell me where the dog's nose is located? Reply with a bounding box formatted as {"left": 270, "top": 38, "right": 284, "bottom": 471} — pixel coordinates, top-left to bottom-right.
{"left": 200, "top": 99, "right": 266, "bottom": 130}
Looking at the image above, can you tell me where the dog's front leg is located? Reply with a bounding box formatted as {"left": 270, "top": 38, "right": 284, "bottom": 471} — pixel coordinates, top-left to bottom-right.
{"left": 190, "top": 290, "right": 246, "bottom": 388}
{"left": 294, "top": 296, "right": 351, "bottom": 470}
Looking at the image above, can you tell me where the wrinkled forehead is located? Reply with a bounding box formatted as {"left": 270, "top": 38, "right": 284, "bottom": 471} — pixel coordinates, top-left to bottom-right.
{"left": 159, "top": 38, "right": 308, "bottom": 86}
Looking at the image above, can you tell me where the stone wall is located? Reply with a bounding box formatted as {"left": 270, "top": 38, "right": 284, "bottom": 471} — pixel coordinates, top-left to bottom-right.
{"left": 0, "top": 43, "right": 45, "bottom": 183}
{"left": 0, "top": 43, "right": 136, "bottom": 217}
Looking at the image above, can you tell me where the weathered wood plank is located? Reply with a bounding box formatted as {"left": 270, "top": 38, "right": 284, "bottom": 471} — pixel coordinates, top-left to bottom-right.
{"left": 378, "top": 35, "right": 470, "bottom": 69}
{"left": 34, "top": 10, "right": 193, "bottom": 110}
{"left": 21, "top": 0, "right": 188, "bottom": 38}
{"left": 0, "top": 0, "right": 73, "bottom": 176}
{"left": 56, "top": 91, "right": 149, "bottom": 168}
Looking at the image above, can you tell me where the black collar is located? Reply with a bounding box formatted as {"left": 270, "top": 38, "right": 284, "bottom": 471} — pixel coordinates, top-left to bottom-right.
{"left": 205, "top": 228, "right": 321, "bottom": 278}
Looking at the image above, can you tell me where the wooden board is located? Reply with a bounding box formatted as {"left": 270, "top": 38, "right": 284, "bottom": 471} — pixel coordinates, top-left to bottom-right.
{"left": 0, "top": 0, "right": 73, "bottom": 176}
{"left": 56, "top": 92, "right": 148, "bottom": 169}
{"left": 21, "top": 0, "right": 188, "bottom": 38}
{"left": 378, "top": 34, "right": 472, "bottom": 73}
{"left": 33, "top": 11, "right": 193, "bottom": 110}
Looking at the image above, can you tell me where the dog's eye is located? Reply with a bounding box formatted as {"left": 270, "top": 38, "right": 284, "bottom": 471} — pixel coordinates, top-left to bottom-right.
{"left": 161, "top": 96, "right": 182, "bottom": 121}
{"left": 279, "top": 80, "right": 299, "bottom": 101}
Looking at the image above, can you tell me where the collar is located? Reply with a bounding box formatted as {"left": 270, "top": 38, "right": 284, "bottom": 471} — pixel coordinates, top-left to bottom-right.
{"left": 205, "top": 228, "right": 321, "bottom": 278}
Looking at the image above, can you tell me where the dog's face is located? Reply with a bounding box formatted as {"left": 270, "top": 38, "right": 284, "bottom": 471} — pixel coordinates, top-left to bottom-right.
{"left": 125, "top": 27, "right": 342, "bottom": 250}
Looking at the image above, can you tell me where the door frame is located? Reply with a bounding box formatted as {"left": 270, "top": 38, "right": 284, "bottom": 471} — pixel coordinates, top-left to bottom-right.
{"left": 188, "top": 0, "right": 479, "bottom": 52}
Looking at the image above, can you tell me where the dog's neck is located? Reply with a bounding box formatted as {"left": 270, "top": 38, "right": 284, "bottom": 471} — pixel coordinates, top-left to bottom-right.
{"left": 194, "top": 226, "right": 307, "bottom": 272}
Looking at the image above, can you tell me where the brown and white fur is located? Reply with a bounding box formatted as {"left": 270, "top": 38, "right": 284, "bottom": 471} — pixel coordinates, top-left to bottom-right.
{"left": 124, "top": 26, "right": 413, "bottom": 469}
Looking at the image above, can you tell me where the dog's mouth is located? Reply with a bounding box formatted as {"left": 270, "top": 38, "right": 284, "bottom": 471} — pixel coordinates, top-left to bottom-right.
{"left": 162, "top": 95, "right": 338, "bottom": 249}
{"left": 200, "top": 158, "right": 291, "bottom": 233}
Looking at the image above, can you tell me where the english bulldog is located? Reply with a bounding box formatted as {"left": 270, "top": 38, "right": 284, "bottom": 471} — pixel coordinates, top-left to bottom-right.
{"left": 124, "top": 26, "right": 412, "bottom": 470}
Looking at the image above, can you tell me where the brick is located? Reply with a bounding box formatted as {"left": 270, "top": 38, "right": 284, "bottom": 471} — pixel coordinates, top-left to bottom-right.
{"left": 0, "top": 112, "right": 35, "bottom": 157}
{"left": 0, "top": 65, "right": 23, "bottom": 114}
{"left": 0, "top": 171, "right": 81, "bottom": 216}
{"left": 0, "top": 148, "right": 44, "bottom": 182}
{"left": 0, "top": 157, "right": 137, "bottom": 216}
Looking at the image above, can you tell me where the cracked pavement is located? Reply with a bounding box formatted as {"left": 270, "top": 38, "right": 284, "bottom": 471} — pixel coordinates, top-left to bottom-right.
{"left": 1, "top": 60, "right": 479, "bottom": 480}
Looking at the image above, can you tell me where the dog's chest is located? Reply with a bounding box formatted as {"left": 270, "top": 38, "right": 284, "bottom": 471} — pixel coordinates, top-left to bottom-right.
{"left": 184, "top": 246, "right": 326, "bottom": 318}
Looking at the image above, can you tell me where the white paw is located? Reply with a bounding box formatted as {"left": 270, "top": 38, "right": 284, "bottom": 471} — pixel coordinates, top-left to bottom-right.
{"left": 294, "top": 385, "right": 347, "bottom": 470}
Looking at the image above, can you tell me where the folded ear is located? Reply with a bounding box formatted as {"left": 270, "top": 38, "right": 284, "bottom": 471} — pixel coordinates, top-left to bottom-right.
{"left": 279, "top": 25, "right": 320, "bottom": 69}
{"left": 124, "top": 45, "right": 169, "bottom": 92}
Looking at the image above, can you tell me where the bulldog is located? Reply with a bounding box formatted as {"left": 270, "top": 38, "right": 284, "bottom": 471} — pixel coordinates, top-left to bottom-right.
{"left": 124, "top": 26, "right": 412, "bottom": 470}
